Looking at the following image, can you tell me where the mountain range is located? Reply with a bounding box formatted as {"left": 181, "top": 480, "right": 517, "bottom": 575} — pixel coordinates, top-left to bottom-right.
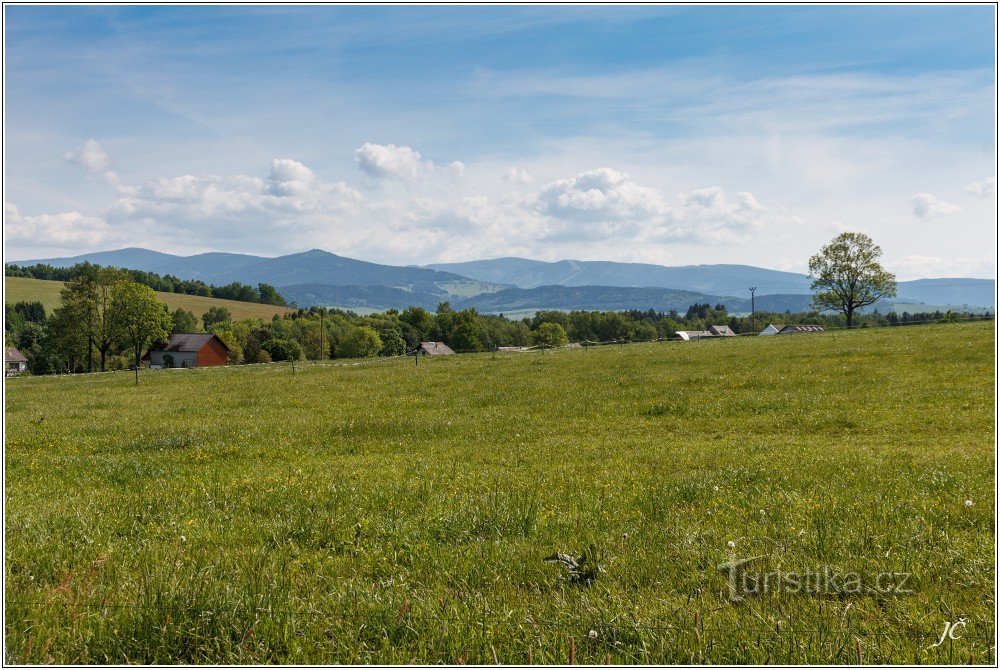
{"left": 11, "top": 247, "right": 995, "bottom": 314}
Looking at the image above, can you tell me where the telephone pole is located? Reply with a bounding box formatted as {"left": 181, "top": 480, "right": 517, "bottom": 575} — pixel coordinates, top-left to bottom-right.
{"left": 749, "top": 287, "right": 757, "bottom": 334}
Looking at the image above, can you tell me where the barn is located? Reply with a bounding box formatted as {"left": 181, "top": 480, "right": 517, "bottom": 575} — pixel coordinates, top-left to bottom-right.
{"left": 143, "top": 333, "right": 229, "bottom": 368}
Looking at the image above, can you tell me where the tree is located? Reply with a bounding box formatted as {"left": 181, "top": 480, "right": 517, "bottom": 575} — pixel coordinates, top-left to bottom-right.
{"left": 337, "top": 326, "right": 383, "bottom": 358}
{"left": 109, "top": 281, "right": 172, "bottom": 381}
{"left": 261, "top": 338, "right": 303, "bottom": 362}
{"left": 257, "top": 283, "right": 287, "bottom": 306}
{"left": 170, "top": 308, "right": 199, "bottom": 333}
{"left": 202, "top": 306, "right": 232, "bottom": 330}
{"left": 808, "top": 232, "right": 897, "bottom": 327}
{"left": 55, "top": 266, "right": 124, "bottom": 371}
{"left": 534, "top": 322, "right": 569, "bottom": 347}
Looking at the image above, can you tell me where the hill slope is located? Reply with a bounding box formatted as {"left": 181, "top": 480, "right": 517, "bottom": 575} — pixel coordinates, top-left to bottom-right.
{"left": 4, "top": 277, "right": 295, "bottom": 321}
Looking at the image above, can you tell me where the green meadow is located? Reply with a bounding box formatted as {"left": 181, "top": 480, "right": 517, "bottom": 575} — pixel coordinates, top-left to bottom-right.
{"left": 4, "top": 321, "right": 995, "bottom": 664}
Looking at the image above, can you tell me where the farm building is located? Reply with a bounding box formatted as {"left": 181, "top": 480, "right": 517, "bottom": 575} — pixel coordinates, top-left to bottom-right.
{"left": 5, "top": 347, "right": 28, "bottom": 376}
{"left": 415, "top": 341, "right": 455, "bottom": 356}
{"left": 675, "top": 325, "right": 737, "bottom": 341}
{"left": 143, "top": 333, "right": 229, "bottom": 368}
{"left": 759, "top": 324, "right": 825, "bottom": 336}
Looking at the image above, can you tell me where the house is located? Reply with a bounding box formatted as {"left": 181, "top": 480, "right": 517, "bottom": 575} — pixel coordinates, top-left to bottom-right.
{"left": 758, "top": 324, "right": 785, "bottom": 336}
{"left": 5, "top": 347, "right": 28, "bottom": 376}
{"left": 143, "top": 333, "right": 229, "bottom": 368}
{"left": 778, "top": 324, "right": 825, "bottom": 335}
{"left": 708, "top": 325, "right": 736, "bottom": 337}
{"left": 675, "top": 325, "right": 736, "bottom": 341}
{"left": 415, "top": 341, "right": 455, "bottom": 356}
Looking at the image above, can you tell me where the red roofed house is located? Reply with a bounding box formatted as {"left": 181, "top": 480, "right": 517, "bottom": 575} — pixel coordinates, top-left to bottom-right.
{"left": 143, "top": 333, "right": 229, "bottom": 368}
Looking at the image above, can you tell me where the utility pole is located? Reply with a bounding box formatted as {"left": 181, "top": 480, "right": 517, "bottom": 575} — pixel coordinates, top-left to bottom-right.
{"left": 749, "top": 287, "right": 757, "bottom": 334}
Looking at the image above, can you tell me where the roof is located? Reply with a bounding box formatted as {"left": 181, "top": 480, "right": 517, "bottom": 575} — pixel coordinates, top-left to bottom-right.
{"left": 418, "top": 341, "right": 455, "bottom": 355}
{"left": 149, "top": 333, "right": 229, "bottom": 353}
{"left": 5, "top": 347, "right": 28, "bottom": 363}
{"left": 708, "top": 325, "right": 736, "bottom": 336}
{"left": 765, "top": 324, "right": 785, "bottom": 331}
{"left": 675, "top": 330, "right": 714, "bottom": 340}
{"left": 779, "top": 324, "right": 825, "bottom": 333}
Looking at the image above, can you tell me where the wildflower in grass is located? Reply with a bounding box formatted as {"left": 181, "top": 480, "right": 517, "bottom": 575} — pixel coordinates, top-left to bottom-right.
{"left": 589, "top": 629, "right": 598, "bottom": 639}
{"left": 727, "top": 540, "right": 736, "bottom": 549}
{"left": 965, "top": 499, "right": 973, "bottom": 507}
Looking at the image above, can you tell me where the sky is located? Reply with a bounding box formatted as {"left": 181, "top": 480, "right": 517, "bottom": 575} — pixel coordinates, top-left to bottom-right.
{"left": 3, "top": 5, "right": 997, "bottom": 279}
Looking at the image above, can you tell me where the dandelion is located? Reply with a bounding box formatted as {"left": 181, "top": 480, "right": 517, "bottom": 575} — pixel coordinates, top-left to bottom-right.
{"left": 965, "top": 500, "right": 973, "bottom": 507}
{"left": 589, "top": 629, "right": 598, "bottom": 639}
{"left": 759, "top": 509, "right": 766, "bottom": 516}
{"left": 712, "top": 485, "right": 719, "bottom": 492}
{"left": 727, "top": 540, "right": 736, "bottom": 549}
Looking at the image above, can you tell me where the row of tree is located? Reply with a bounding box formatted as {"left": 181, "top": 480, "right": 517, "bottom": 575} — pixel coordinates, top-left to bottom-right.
{"left": 5, "top": 262, "right": 288, "bottom": 306}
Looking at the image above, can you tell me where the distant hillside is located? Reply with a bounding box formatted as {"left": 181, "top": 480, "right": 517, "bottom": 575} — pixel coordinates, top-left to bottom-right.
{"left": 4, "top": 277, "right": 294, "bottom": 322}
{"left": 14, "top": 248, "right": 500, "bottom": 299}
{"left": 452, "top": 285, "right": 814, "bottom": 314}
{"left": 429, "top": 257, "right": 995, "bottom": 309}
{"left": 427, "top": 257, "right": 814, "bottom": 294}
{"left": 15, "top": 248, "right": 994, "bottom": 311}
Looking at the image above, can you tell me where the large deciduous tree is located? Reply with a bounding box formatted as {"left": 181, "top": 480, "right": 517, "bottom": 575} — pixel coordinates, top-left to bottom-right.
{"left": 110, "top": 281, "right": 172, "bottom": 379}
{"left": 808, "top": 232, "right": 897, "bottom": 328}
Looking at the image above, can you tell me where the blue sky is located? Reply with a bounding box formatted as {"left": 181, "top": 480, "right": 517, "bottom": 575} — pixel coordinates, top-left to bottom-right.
{"left": 4, "top": 5, "right": 996, "bottom": 278}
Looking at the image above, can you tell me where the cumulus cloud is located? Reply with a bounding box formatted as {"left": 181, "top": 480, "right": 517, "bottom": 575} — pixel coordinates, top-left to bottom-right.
{"left": 14, "top": 144, "right": 781, "bottom": 262}
{"left": 962, "top": 178, "right": 996, "bottom": 198}
{"left": 63, "top": 139, "right": 136, "bottom": 194}
{"left": 5, "top": 202, "right": 115, "bottom": 248}
{"left": 911, "top": 192, "right": 962, "bottom": 218}
{"left": 503, "top": 167, "right": 535, "bottom": 184}
{"left": 354, "top": 142, "right": 464, "bottom": 182}
{"left": 533, "top": 168, "right": 770, "bottom": 245}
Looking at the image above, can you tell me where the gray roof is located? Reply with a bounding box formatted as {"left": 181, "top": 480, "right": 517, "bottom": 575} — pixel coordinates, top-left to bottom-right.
{"left": 779, "top": 324, "right": 824, "bottom": 333}
{"left": 418, "top": 341, "right": 455, "bottom": 355}
{"left": 5, "top": 347, "right": 27, "bottom": 363}
{"left": 151, "top": 333, "right": 229, "bottom": 353}
{"left": 708, "top": 325, "right": 736, "bottom": 336}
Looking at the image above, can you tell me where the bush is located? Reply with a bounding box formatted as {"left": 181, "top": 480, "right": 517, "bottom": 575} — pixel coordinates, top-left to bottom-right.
{"left": 261, "top": 338, "right": 303, "bottom": 362}
{"left": 534, "top": 322, "right": 569, "bottom": 347}
{"left": 337, "top": 326, "right": 383, "bottom": 359}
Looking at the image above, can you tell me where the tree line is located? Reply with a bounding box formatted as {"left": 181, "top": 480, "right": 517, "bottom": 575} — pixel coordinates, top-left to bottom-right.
{"left": 6, "top": 286, "right": 990, "bottom": 376}
{"left": 5, "top": 262, "right": 288, "bottom": 306}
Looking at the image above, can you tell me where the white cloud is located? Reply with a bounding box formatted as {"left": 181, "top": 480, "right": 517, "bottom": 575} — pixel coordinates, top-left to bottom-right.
{"left": 962, "top": 178, "right": 996, "bottom": 198}
{"left": 504, "top": 167, "right": 535, "bottom": 184}
{"left": 911, "top": 192, "right": 962, "bottom": 218}
{"left": 64, "top": 139, "right": 109, "bottom": 173}
{"left": 5, "top": 203, "right": 115, "bottom": 249}
{"left": 63, "top": 139, "right": 136, "bottom": 194}
{"left": 354, "top": 142, "right": 464, "bottom": 182}
{"left": 533, "top": 168, "right": 772, "bottom": 245}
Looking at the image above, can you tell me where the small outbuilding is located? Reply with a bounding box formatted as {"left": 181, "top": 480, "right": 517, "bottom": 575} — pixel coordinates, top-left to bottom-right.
{"left": 414, "top": 341, "right": 455, "bottom": 356}
{"left": 143, "top": 333, "right": 229, "bottom": 368}
{"left": 5, "top": 347, "right": 28, "bottom": 376}
{"left": 758, "top": 324, "right": 785, "bottom": 336}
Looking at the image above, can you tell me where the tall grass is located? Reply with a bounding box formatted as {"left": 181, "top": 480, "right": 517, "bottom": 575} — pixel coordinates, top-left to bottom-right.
{"left": 4, "top": 322, "right": 995, "bottom": 663}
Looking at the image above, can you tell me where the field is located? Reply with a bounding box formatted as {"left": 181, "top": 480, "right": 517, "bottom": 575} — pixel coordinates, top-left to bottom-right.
{"left": 4, "top": 322, "right": 995, "bottom": 664}
{"left": 4, "top": 277, "right": 295, "bottom": 321}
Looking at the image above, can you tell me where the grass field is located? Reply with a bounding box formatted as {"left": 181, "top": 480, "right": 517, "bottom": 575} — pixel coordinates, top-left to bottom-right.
{"left": 4, "top": 276, "right": 295, "bottom": 322}
{"left": 4, "top": 322, "right": 995, "bottom": 664}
